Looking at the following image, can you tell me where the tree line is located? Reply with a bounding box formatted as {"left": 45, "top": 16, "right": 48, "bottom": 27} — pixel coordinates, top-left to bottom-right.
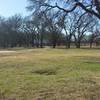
{"left": 0, "top": 0, "right": 100, "bottom": 48}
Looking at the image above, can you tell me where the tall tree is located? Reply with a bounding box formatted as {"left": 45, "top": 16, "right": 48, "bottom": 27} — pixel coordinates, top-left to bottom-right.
{"left": 27, "top": 0, "right": 100, "bottom": 20}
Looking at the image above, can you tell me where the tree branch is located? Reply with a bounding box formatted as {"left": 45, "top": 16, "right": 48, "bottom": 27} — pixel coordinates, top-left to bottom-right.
{"left": 77, "top": 2, "right": 100, "bottom": 19}
{"left": 44, "top": 3, "right": 77, "bottom": 13}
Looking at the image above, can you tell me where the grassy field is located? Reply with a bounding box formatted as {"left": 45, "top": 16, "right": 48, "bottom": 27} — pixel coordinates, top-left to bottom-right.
{"left": 0, "top": 48, "right": 100, "bottom": 100}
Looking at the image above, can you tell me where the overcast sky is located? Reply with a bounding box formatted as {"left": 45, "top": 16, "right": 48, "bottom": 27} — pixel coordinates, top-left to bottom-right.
{"left": 0, "top": 0, "right": 29, "bottom": 17}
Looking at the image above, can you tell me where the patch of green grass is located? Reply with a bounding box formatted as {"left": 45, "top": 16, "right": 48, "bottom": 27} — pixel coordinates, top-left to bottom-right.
{"left": 0, "top": 48, "right": 100, "bottom": 100}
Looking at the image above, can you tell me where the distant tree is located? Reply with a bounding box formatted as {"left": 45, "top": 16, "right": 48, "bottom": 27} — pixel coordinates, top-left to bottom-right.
{"left": 0, "top": 14, "right": 23, "bottom": 48}
{"left": 89, "top": 27, "right": 100, "bottom": 48}
{"left": 6, "top": 14, "right": 22, "bottom": 47}
{"left": 0, "top": 16, "right": 7, "bottom": 48}
{"left": 73, "top": 13, "right": 96, "bottom": 48}
{"left": 60, "top": 13, "right": 78, "bottom": 48}
{"left": 43, "top": 12, "right": 63, "bottom": 48}
{"left": 22, "top": 17, "right": 37, "bottom": 47}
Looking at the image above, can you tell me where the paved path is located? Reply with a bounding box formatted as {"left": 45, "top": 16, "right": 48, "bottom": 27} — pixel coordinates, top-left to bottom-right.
{"left": 0, "top": 51, "right": 16, "bottom": 53}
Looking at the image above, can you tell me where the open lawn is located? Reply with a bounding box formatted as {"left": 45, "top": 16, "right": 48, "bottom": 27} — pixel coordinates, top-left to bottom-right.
{"left": 0, "top": 48, "right": 100, "bottom": 100}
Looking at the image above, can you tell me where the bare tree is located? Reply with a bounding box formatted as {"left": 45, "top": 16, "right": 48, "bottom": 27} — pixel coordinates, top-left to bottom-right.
{"left": 73, "top": 13, "right": 96, "bottom": 48}
{"left": 43, "top": 11, "right": 63, "bottom": 48}
{"left": 27, "top": 0, "right": 100, "bottom": 22}
{"left": 60, "top": 13, "right": 78, "bottom": 48}
{"left": 89, "top": 25, "right": 100, "bottom": 48}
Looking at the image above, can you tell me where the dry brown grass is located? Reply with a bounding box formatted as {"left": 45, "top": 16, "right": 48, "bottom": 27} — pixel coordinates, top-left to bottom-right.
{"left": 0, "top": 48, "right": 100, "bottom": 100}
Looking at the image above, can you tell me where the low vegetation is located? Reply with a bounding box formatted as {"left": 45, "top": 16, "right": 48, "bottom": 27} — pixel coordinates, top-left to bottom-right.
{"left": 0, "top": 48, "right": 100, "bottom": 100}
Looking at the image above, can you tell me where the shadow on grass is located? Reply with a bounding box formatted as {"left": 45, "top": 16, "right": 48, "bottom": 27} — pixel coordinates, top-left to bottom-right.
{"left": 31, "top": 68, "right": 57, "bottom": 75}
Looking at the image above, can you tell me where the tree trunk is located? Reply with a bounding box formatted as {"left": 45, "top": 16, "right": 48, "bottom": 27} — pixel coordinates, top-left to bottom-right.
{"left": 40, "top": 41, "right": 43, "bottom": 48}
{"left": 90, "top": 42, "right": 93, "bottom": 48}
{"left": 52, "top": 42, "right": 56, "bottom": 48}
{"left": 66, "top": 41, "right": 71, "bottom": 48}
{"left": 76, "top": 41, "right": 81, "bottom": 48}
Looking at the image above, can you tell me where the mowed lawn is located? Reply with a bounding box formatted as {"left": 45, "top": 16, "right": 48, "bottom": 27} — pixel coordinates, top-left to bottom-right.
{"left": 0, "top": 48, "right": 100, "bottom": 100}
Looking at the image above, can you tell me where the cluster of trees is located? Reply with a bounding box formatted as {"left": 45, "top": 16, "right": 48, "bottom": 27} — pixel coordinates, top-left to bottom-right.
{"left": 0, "top": 0, "right": 100, "bottom": 48}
